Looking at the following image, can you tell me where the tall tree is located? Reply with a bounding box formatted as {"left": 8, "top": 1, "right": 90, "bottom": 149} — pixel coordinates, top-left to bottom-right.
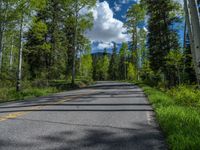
{"left": 119, "top": 42, "right": 128, "bottom": 80}
{"left": 16, "top": 0, "right": 46, "bottom": 91}
{"left": 126, "top": 3, "right": 146, "bottom": 81}
{"left": 126, "top": 3, "right": 145, "bottom": 66}
{"left": 184, "top": 0, "right": 200, "bottom": 86}
{"left": 109, "top": 43, "right": 118, "bottom": 80}
{"left": 101, "top": 49, "right": 110, "bottom": 80}
{"left": 66, "top": 0, "right": 96, "bottom": 85}
{"left": 146, "top": 0, "right": 181, "bottom": 87}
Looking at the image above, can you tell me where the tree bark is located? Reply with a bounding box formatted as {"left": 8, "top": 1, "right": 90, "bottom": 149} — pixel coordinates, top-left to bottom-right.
{"left": 16, "top": 12, "right": 24, "bottom": 92}
{"left": 184, "top": 0, "right": 200, "bottom": 86}
{"left": 72, "top": 0, "right": 78, "bottom": 86}
{"left": 0, "top": 1, "right": 7, "bottom": 73}
{"left": 9, "top": 37, "right": 14, "bottom": 71}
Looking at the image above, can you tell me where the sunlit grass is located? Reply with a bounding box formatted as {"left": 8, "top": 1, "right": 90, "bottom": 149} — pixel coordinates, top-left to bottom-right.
{"left": 0, "top": 79, "right": 93, "bottom": 103}
{"left": 139, "top": 83, "right": 200, "bottom": 150}
{"left": 0, "top": 87, "right": 58, "bottom": 103}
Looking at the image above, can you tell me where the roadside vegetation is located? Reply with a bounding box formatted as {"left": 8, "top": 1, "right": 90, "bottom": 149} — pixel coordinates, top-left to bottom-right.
{"left": 0, "top": 79, "right": 93, "bottom": 103}
{"left": 136, "top": 83, "right": 200, "bottom": 150}
{"left": 1, "top": 0, "right": 200, "bottom": 149}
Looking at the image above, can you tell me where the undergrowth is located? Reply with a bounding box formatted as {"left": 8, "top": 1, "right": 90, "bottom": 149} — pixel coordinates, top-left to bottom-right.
{"left": 138, "top": 83, "right": 200, "bottom": 150}
{"left": 0, "top": 79, "right": 93, "bottom": 103}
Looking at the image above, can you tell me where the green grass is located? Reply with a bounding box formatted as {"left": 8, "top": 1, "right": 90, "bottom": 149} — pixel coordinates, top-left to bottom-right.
{"left": 0, "top": 79, "right": 94, "bottom": 103}
{"left": 0, "top": 87, "right": 59, "bottom": 103}
{"left": 138, "top": 83, "right": 200, "bottom": 150}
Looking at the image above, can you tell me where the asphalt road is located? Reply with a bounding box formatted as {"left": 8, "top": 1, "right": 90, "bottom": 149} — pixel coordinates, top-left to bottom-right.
{"left": 0, "top": 81, "right": 167, "bottom": 150}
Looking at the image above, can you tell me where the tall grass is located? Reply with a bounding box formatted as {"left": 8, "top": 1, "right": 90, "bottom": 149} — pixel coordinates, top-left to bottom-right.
{"left": 0, "top": 79, "right": 94, "bottom": 103}
{"left": 140, "top": 84, "right": 200, "bottom": 150}
{"left": 0, "top": 87, "right": 58, "bottom": 103}
{"left": 167, "top": 85, "right": 200, "bottom": 107}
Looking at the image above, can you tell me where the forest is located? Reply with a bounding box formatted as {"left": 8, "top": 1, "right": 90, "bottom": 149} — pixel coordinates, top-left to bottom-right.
{"left": 0, "top": 0, "right": 200, "bottom": 149}
{"left": 0, "top": 0, "right": 199, "bottom": 99}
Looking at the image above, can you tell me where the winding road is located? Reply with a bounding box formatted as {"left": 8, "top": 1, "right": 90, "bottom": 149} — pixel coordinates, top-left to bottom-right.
{"left": 0, "top": 81, "right": 167, "bottom": 150}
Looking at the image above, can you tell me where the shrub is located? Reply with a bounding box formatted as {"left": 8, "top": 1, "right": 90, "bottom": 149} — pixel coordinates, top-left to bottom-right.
{"left": 167, "top": 85, "right": 200, "bottom": 107}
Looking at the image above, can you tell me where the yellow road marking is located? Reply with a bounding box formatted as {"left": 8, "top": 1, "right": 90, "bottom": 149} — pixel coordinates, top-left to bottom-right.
{"left": 0, "top": 91, "right": 97, "bottom": 123}
{"left": 0, "top": 106, "right": 42, "bottom": 122}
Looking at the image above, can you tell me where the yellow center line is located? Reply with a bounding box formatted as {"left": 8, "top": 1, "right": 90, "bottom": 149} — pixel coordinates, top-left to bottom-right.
{"left": 0, "top": 91, "right": 97, "bottom": 123}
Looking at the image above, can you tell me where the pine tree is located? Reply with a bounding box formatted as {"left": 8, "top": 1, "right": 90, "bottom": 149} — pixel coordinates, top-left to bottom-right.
{"left": 25, "top": 18, "right": 50, "bottom": 79}
{"left": 101, "top": 49, "right": 109, "bottom": 80}
{"left": 119, "top": 43, "right": 128, "bottom": 80}
{"left": 146, "top": 0, "right": 181, "bottom": 86}
{"left": 109, "top": 43, "right": 118, "bottom": 80}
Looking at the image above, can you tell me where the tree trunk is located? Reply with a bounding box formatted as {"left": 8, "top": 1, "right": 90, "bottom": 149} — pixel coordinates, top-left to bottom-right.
{"left": 16, "top": 12, "right": 24, "bottom": 92}
{"left": 0, "top": 1, "right": 3, "bottom": 73}
{"left": 0, "top": 1, "right": 8, "bottom": 73}
{"left": 72, "top": 0, "right": 78, "bottom": 86}
{"left": 0, "top": 30, "right": 4, "bottom": 73}
{"left": 182, "top": 21, "right": 187, "bottom": 79}
{"left": 184, "top": 0, "right": 200, "bottom": 86}
{"left": 9, "top": 37, "right": 14, "bottom": 71}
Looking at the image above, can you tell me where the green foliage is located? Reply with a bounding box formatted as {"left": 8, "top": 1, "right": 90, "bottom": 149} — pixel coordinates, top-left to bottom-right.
{"left": 0, "top": 87, "right": 58, "bottom": 103}
{"left": 167, "top": 85, "right": 200, "bottom": 107}
{"left": 139, "top": 83, "right": 200, "bottom": 150}
{"left": 109, "top": 43, "right": 119, "bottom": 80}
{"left": 127, "top": 63, "right": 137, "bottom": 81}
{"left": 183, "top": 42, "right": 196, "bottom": 84}
{"left": 146, "top": 0, "right": 181, "bottom": 86}
{"left": 126, "top": 3, "right": 146, "bottom": 65}
{"left": 101, "top": 55, "right": 110, "bottom": 80}
{"left": 166, "top": 50, "right": 183, "bottom": 67}
{"left": 165, "top": 50, "right": 184, "bottom": 85}
{"left": 140, "top": 60, "right": 155, "bottom": 84}
{"left": 79, "top": 54, "right": 93, "bottom": 80}
{"left": 119, "top": 42, "right": 128, "bottom": 80}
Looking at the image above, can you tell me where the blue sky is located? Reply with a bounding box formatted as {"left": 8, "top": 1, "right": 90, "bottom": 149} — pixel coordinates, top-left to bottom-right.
{"left": 86, "top": 0, "right": 184, "bottom": 53}
{"left": 86, "top": 0, "right": 138, "bottom": 53}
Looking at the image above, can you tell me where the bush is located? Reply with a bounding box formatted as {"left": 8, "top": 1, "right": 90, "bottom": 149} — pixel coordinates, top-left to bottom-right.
{"left": 0, "top": 87, "right": 58, "bottom": 103}
{"left": 167, "top": 85, "right": 200, "bottom": 107}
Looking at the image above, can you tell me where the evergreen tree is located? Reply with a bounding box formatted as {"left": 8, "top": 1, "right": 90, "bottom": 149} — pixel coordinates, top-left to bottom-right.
{"left": 25, "top": 18, "right": 51, "bottom": 79}
{"left": 119, "top": 43, "right": 128, "bottom": 80}
{"left": 101, "top": 49, "right": 110, "bottom": 80}
{"left": 109, "top": 43, "right": 118, "bottom": 80}
{"left": 146, "top": 0, "right": 181, "bottom": 87}
{"left": 184, "top": 34, "right": 196, "bottom": 84}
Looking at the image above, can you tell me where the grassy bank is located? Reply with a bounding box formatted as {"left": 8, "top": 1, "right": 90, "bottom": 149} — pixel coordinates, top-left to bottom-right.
{"left": 0, "top": 79, "right": 93, "bottom": 103}
{"left": 137, "top": 83, "right": 200, "bottom": 150}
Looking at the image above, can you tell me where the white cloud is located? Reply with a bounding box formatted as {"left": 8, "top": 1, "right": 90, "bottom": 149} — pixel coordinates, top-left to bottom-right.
{"left": 114, "top": 2, "right": 121, "bottom": 12}
{"left": 174, "top": 0, "right": 183, "bottom": 5}
{"left": 119, "top": 0, "right": 140, "bottom": 4}
{"left": 86, "top": 1, "right": 130, "bottom": 45}
{"left": 97, "top": 42, "right": 114, "bottom": 49}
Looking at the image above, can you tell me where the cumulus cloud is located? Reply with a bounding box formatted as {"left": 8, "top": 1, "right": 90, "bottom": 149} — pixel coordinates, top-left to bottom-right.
{"left": 114, "top": 2, "right": 122, "bottom": 12}
{"left": 97, "top": 42, "right": 114, "bottom": 49}
{"left": 86, "top": 1, "right": 130, "bottom": 45}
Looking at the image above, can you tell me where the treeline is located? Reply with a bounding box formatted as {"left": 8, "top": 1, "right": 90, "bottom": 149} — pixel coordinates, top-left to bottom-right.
{"left": 0, "top": 0, "right": 96, "bottom": 91}
{"left": 124, "top": 0, "right": 197, "bottom": 88}
{"left": 92, "top": 39, "right": 146, "bottom": 82}
{"left": 0, "top": 0, "right": 199, "bottom": 94}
